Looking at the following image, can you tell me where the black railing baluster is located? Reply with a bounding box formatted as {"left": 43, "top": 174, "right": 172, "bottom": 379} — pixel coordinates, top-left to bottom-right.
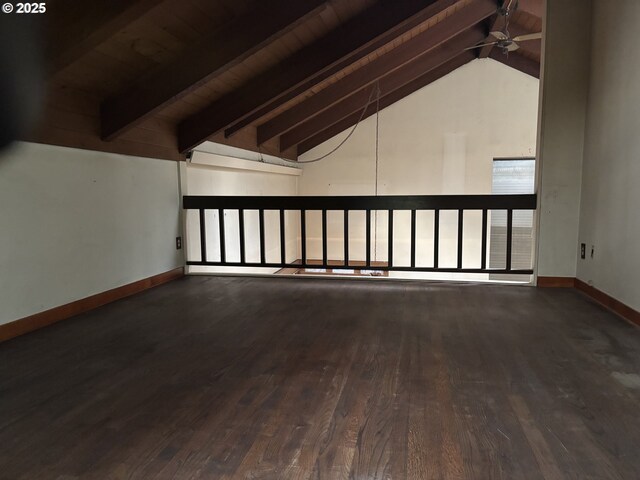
{"left": 388, "top": 210, "right": 393, "bottom": 267}
{"left": 457, "top": 209, "right": 463, "bottom": 269}
{"left": 199, "top": 209, "right": 207, "bottom": 262}
{"left": 344, "top": 209, "right": 349, "bottom": 266}
{"left": 279, "top": 210, "right": 286, "bottom": 265}
{"left": 366, "top": 210, "right": 371, "bottom": 267}
{"left": 433, "top": 209, "right": 440, "bottom": 269}
{"left": 218, "top": 209, "right": 226, "bottom": 263}
{"left": 259, "top": 208, "right": 266, "bottom": 265}
{"left": 322, "top": 210, "right": 328, "bottom": 267}
{"left": 506, "top": 209, "right": 513, "bottom": 271}
{"left": 238, "top": 209, "right": 245, "bottom": 264}
{"left": 410, "top": 209, "right": 416, "bottom": 268}
{"left": 301, "top": 209, "right": 307, "bottom": 266}
{"left": 481, "top": 208, "right": 487, "bottom": 270}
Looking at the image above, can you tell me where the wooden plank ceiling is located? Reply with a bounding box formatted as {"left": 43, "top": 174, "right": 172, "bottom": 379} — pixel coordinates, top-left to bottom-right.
{"left": 28, "top": 0, "right": 543, "bottom": 161}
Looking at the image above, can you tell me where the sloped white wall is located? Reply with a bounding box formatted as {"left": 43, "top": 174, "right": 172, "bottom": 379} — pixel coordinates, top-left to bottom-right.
{"left": 577, "top": 0, "right": 640, "bottom": 311}
{"left": 299, "top": 58, "right": 539, "bottom": 280}
{"left": 0, "top": 142, "right": 183, "bottom": 325}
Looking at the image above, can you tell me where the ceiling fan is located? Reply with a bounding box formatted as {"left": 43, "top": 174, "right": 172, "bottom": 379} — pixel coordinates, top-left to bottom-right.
{"left": 466, "top": 0, "right": 542, "bottom": 54}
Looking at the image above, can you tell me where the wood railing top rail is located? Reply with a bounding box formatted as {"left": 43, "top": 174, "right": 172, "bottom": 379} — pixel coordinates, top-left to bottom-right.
{"left": 183, "top": 194, "right": 537, "bottom": 211}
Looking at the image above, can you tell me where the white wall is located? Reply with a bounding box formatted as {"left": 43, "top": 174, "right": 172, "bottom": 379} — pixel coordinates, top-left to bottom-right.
{"left": 184, "top": 150, "right": 300, "bottom": 274}
{"left": 577, "top": 0, "right": 640, "bottom": 311}
{"left": 0, "top": 142, "right": 183, "bottom": 325}
{"left": 535, "top": 0, "right": 592, "bottom": 279}
{"left": 299, "top": 58, "right": 539, "bottom": 280}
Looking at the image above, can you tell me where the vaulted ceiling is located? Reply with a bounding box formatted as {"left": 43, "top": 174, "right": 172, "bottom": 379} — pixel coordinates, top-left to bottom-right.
{"left": 29, "top": 0, "right": 542, "bottom": 161}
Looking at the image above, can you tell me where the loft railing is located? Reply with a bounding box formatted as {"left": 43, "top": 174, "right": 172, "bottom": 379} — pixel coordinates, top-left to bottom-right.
{"left": 183, "top": 194, "right": 537, "bottom": 274}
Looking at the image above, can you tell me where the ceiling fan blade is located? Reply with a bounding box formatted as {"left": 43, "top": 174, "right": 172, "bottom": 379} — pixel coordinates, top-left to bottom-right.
{"left": 490, "top": 31, "right": 509, "bottom": 41}
{"left": 463, "top": 42, "right": 498, "bottom": 51}
{"left": 513, "top": 32, "right": 542, "bottom": 42}
{"left": 507, "top": 42, "right": 520, "bottom": 52}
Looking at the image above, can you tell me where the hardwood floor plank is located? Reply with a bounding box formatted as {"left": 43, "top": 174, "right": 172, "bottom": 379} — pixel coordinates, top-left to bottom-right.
{"left": 508, "top": 394, "right": 565, "bottom": 480}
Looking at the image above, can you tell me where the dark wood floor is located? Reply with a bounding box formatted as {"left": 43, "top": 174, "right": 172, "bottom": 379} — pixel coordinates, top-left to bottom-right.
{"left": 1, "top": 277, "right": 640, "bottom": 479}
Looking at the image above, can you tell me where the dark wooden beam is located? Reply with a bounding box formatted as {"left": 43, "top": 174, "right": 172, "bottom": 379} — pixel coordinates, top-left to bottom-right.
{"left": 46, "top": 0, "right": 167, "bottom": 75}
{"left": 489, "top": 49, "right": 539, "bottom": 78}
{"left": 280, "top": 28, "right": 485, "bottom": 152}
{"left": 223, "top": 0, "right": 478, "bottom": 140}
{"left": 298, "top": 53, "right": 476, "bottom": 156}
{"left": 257, "top": 0, "right": 497, "bottom": 145}
{"left": 100, "top": 0, "right": 328, "bottom": 140}
{"left": 515, "top": 0, "right": 543, "bottom": 18}
{"left": 510, "top": 23, "right": 541, "bottom": 57}
{"left": 177, "top": 0, "right": 466, "bottom": 153}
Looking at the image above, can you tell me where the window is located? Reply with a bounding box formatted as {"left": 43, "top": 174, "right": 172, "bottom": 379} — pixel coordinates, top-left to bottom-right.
{"left": 490, "top": 158, "right": 536, "bottom": 280}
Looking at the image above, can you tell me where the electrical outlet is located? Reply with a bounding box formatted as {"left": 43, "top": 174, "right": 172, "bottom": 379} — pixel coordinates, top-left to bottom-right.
{"left": 580, "top": 243, "right": 586, "bottom": 259}
{"left": 176, "top": 236, "right": 182, "bottom": 250}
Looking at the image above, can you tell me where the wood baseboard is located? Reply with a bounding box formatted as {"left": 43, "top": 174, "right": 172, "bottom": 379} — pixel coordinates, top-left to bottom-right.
{"left": 0, "top": 267, "right": 184, "bottom": 343}
{"left": 537, "top": 276, "right": 577, "bottom": 288}
{"left": 575, "top": 279, "right": 640, "bottom": 327}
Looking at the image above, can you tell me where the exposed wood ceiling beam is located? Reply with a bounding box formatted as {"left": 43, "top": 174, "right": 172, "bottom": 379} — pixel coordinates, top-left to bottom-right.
{"left": 257, "top": 0, "right": 497, "bottom": 146}
{"left": 100, "top": 0, "right": 328, "bottom": 140}
{"left": 489, "top": 49, "right": 539, "bottom": 78}
{"left": 515, "top": 0, "right": 543, "bottom": 19}
{"left": 177, "top": 0, "right": 468, "bottom": 153}
{"left": 279, "top": 28, "right": 485, "bottom": 152}
{"left": 222, "top": 0, "right": 477, "bottom": 140}
{"left": 510, "top": 23, "right": 541, "bottom": 57}
{"left": 46, "top": 0, "right": 167, "bottom": 75}
{"left": 298, "top": 53, "right": 476, "bottom": 156}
